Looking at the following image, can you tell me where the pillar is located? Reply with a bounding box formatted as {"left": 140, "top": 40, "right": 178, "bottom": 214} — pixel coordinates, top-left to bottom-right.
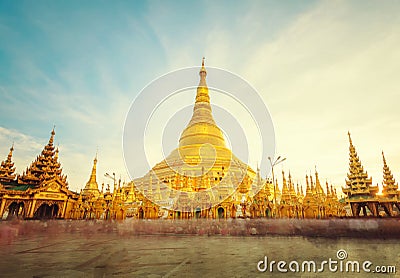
{"left": 0, "top": 198, "right": 6, "bottom": 219}
{"left": 62, "top": 200, "right": 67, "bottom": 218}
{"left": 29, "top": 199, "right": 37, "bottom": 218}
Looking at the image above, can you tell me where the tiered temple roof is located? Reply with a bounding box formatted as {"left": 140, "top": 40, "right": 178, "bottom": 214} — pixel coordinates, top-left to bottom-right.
{"left": 0, "top": 144, "right": 16, "bottom": 183}
{"left": 342, "top": 132, "right": 378, "bottom": 199}
{"left": 381, "top": 151, "right": 399, "bottom": 199}
{"left": 18, "top": 128, "right": 67, "bottom": 187}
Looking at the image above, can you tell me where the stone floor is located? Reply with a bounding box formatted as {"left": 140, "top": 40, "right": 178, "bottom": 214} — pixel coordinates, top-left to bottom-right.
{"left": 0, "top": 221, "right": 400, "bottom": 277}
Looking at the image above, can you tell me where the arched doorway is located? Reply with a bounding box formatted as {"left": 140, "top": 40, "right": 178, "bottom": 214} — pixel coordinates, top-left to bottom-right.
{"left": 6, "top": 202, "right": 25, "bottom": 219}
{"left": 195, "top": 208, "right": 201, "bottom": 219}
{"left": 34, "top": 204, "right": 59, "bottom": 219}
{"left": 217, "top": 207, "right": 224, "bottom": 219}
{"left": 104, "top": 209, "right": 111, "bottom": 220}
{"left": 138, "top": 207, "right": 144, "bottom": 219}
{"left": 265, "top": 208, "right": 271, "bottom": 218}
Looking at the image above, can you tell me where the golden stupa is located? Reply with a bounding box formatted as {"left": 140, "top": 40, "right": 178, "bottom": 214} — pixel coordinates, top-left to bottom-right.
{"left": 134, "top": 59, "right": 257, "bottom": 211}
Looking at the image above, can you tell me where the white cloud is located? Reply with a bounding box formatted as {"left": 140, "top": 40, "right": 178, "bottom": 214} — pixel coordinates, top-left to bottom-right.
{"left": 239, "top": 0, "right": 400, "bottom": 192}
{"left": 0, "top": 126, "right": 44, "bottom": 174}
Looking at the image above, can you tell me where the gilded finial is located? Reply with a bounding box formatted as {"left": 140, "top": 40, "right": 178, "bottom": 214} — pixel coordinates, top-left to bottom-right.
{"left": 347, "top": 131, "right": 352, "bottom": 145}
{"left": 198, "top": 57, "right": 207, "bottom": 85}
{"left": 7, "top": 142, "right": 14, "bottom": 161}
{"left": 48, "top": 126, "right": 56, "bottom": 145}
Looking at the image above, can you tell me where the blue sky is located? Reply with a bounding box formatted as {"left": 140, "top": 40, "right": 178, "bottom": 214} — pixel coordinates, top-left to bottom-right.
{"left": 1, "top": 1, "right": 400, "bottom": 194}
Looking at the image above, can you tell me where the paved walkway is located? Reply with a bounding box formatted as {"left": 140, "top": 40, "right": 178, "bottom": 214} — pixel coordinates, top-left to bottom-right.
{"left": 1, "top": 232, "right": 400, "bottom": 277}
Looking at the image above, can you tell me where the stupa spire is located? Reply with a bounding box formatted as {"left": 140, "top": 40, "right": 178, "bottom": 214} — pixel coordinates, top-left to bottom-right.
{"left": 82, "top": 153, "right": 100, "bottom": 197}
{"left": 199, "top": 57, "right": 207, "bottom": 86}
{"left": 178, "top": 58, "right": 226, "bottom": 148}
{"left": 326, "top": 181, "right": 330, "bottom": 196}
{"left": 314, "top": 167, "right": 325, "bottom": 197}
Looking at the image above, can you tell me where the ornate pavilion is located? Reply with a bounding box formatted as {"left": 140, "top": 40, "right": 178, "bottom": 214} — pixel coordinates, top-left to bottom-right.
{"left": 342, "top": 132, "right": 400, "bottom": 216}
{"left": 0, "top": 129, "right": 77, "bottom": 219}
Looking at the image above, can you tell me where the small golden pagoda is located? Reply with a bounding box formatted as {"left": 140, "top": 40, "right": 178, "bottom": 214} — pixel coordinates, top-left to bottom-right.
{"left": 278, "top": 170, "right": 296, "bottom": 217}
{"left": 69, "top": 156, "right": 126, "bottom": 220}
{"left": 325, "top": 182, "right": 342, "bottom": 217}
{"left": 302, "top": 174, "right": 319, "bottom": 218}
{"left": 249, "top": 168, "right": 273, "bottom": 218}
{"left": 81, "top": 154, "right": 100, "bottom": 198}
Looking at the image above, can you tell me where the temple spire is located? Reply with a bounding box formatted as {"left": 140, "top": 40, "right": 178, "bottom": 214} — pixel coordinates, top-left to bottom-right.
{"left": 19, "top": 128, "right": 66, "bottom": 186}
{"left": 8, "top": 143, "right": 14, "bottom": 161}
{"left": 382, "top": 151, "right": 398, "bottom": 196}
{"left": 178, "top": 58, "right": 226, "bottom": 148}
{"left": 0, "top": 144, "right": 17, "bottom": 182}
{"left": 314, "top": 167, "right": 325, "bottom": 197}
{"left": 342, "top": 132, "right": 379, "bottom": 216}
{"left": 199, "top": 57, "right": 207, "bottom": 86}
{"left": 49, "top": 126, "right": 56, "bottom": 146}
{"left": 82, "top": 153, "right": 100, "bottom": 197}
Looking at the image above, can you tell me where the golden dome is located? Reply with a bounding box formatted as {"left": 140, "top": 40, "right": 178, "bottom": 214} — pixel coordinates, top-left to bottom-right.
{"left": 144, "top": 59, "right": 255, "bottom": 193}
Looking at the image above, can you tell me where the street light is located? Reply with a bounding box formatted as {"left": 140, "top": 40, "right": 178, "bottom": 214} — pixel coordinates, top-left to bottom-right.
{"left": 268, "top": 156, "right": 286, "bottom": 218}
{"left": 104, "top": 172, "right": 116, "bottom": 191}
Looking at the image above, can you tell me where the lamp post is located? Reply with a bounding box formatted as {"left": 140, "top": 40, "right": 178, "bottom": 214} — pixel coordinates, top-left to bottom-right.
{"left": 104, "top": 172, "right": 116, "bottom": 191}
{"left": 268, "top": 156, "right": 286, "bottom": 218}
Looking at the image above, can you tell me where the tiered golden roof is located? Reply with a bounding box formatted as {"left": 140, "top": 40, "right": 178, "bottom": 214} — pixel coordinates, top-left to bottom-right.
{"left": 343, "top": 132, "right": 377, "bottom": 197}
{"left": 342, "top": 132, "right": 379, "bottom": 216}
{"left": 0, "top": 144, "right": 16, "bottom": 183}
{"left": 18, "top": 128, "right": 67, "bottom": 186}
{"left": 381, "top": 151, "right": 399, "bottom": 198}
